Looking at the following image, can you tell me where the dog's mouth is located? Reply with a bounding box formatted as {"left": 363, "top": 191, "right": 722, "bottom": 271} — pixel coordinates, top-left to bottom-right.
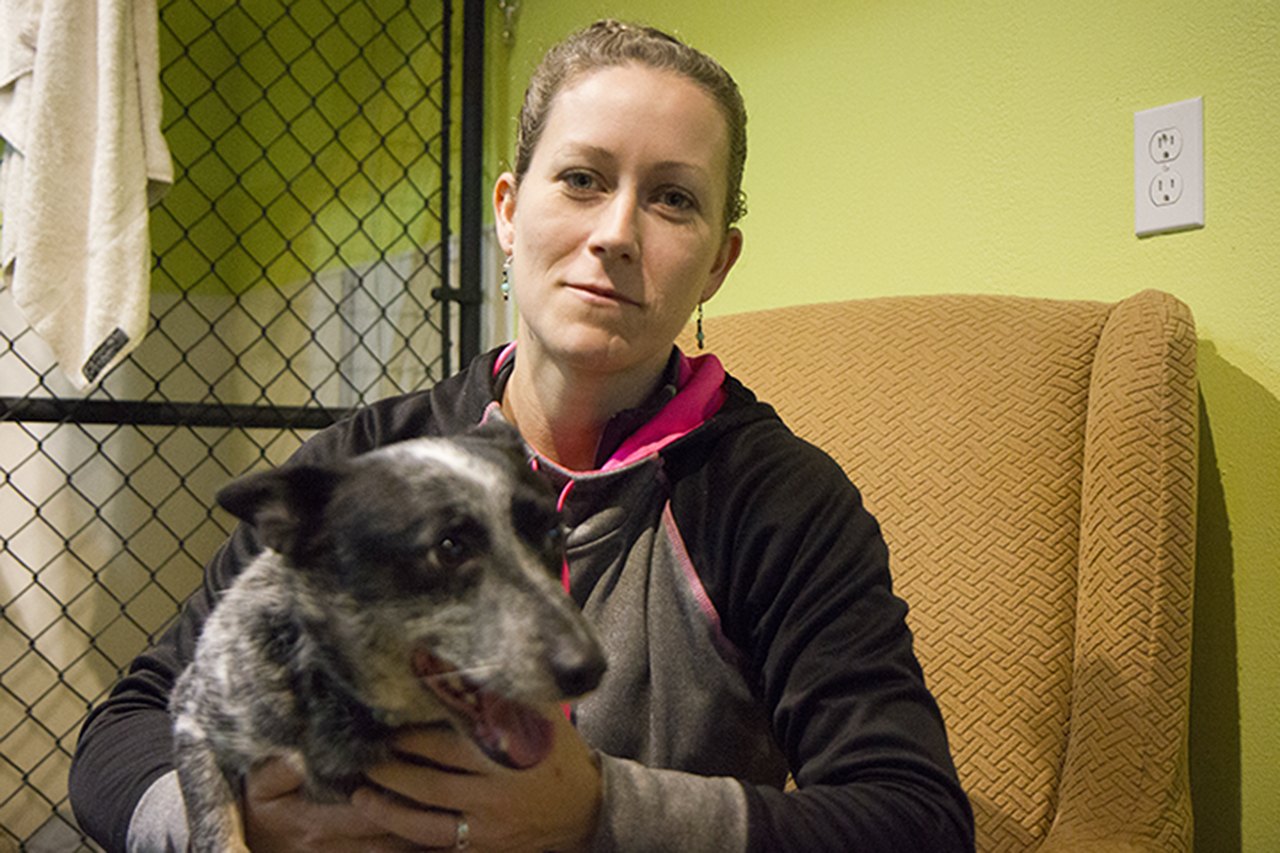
{"left": 412, "top": 650, "right": 553, "bottom": 769}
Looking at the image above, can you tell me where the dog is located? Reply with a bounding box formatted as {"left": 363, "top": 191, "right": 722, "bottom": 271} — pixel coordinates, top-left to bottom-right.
{"left": 170, "top": 421, "right": 607, "bottom": 852}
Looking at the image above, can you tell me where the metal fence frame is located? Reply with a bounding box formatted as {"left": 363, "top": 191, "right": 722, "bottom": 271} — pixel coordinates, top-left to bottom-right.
{"left": 0, "top": 0, "right": 485, "bottom": 847}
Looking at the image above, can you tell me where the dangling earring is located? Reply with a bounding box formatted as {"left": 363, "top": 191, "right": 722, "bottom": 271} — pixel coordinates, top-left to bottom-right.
{"left": 500, "top": 254, "right": 512, "bottom": 302}
{"left": 696, "top": 302, "right": 706, "bottom": 350}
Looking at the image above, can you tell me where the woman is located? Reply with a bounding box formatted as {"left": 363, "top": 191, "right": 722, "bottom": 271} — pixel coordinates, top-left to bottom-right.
{"left": 70, "top": 20, "right": 974, "bottom": 852}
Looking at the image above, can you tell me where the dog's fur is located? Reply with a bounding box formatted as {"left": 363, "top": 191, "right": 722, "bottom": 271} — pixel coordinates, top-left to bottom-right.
{"left": 170, "top": 422, "right": 606, "bottom": 852}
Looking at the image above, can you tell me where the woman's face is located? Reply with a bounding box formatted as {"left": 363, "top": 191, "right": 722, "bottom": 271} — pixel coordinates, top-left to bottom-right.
{"left": 494, "top": 63, "right": 742, "bottom": 381}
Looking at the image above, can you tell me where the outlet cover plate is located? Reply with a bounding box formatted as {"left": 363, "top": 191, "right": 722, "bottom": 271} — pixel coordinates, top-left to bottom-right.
{"left": 1135, "top": 97, "right": 1204, "bottom": 237}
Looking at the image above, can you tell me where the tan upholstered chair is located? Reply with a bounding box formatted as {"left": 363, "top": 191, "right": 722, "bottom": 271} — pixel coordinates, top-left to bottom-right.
{"left": 683, "top": 290, "right": 1197, "bottom": 852}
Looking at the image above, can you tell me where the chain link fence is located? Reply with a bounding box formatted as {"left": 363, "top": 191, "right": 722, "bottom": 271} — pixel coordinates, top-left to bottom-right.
{"left": 0, "top": 1, "right": 480, "bottom": 847}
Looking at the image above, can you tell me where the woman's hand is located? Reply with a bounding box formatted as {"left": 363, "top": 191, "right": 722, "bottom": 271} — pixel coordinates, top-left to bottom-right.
{"left": 242, "top": 757, "right": 420, "bottom": 852}
{"left": 354, "top": 708, "right": 602, "bottom": 852}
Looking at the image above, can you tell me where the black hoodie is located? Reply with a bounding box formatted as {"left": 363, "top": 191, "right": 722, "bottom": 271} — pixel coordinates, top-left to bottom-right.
{"left": 70, "top": 346, "right": 974, "bottom": 852}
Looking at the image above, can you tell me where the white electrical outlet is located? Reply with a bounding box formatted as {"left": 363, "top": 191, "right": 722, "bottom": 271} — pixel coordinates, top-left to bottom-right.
{"left": 1134, "top": 97, "right": 1204, "bottom": 237}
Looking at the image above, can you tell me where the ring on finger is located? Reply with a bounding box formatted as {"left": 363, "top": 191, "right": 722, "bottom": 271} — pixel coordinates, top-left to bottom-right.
{"left": 454, "top": 813, "right": 470, "bottom": 850}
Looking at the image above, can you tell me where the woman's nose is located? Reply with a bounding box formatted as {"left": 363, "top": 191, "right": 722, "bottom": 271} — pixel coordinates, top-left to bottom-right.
{"left": 589, "top": 192, "right": 639, "bottom": 262}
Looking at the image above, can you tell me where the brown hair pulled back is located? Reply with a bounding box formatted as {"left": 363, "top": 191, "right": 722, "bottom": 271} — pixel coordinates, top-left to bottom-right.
{"left": 514, "top": 20, "right": 748, "bottom": 228}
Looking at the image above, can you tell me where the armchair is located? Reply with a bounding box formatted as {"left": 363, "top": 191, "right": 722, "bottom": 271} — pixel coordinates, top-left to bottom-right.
{"left": 684, "top": 290, "right": 1197, "bottom": 851}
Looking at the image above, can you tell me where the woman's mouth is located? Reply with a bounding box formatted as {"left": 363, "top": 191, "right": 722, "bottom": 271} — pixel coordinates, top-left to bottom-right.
{"left": 564, "top": 283, "right": 640, "bottom": 307}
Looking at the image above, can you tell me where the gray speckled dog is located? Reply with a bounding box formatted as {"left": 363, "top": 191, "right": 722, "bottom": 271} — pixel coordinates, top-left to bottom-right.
{"left": 170, "top": 421, "right": 606, "bottom": 853}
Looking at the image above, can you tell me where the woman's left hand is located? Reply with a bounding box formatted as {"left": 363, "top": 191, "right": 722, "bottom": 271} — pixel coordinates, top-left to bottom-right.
{"left": 352, "top": 706, "right": 602, "bottom": 852}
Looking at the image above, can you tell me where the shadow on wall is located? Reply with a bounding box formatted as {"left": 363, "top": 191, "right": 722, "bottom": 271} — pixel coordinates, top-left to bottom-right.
{"left": 1189, "top": 343, "right": 1249, "bottom": 853}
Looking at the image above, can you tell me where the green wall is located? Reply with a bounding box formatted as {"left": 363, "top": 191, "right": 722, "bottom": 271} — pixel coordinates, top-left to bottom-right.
{"left": 489, "top": 2, "right": 1280, "bottom": 849}
{"left": 155, "top": 0, "right": 453, "bottom": 295}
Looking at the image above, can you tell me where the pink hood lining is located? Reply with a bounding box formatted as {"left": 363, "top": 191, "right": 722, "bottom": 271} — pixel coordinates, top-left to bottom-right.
{"left": 599, "top": 352, "right": 726, "bottom": 471}
{"left": 490, "top": 344, "right": 728, "bottom": 475}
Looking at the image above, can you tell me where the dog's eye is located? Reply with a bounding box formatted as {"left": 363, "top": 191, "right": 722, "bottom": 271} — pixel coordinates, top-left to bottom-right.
{"left": 433, "top": 536, "right": 472, "bottom": 569}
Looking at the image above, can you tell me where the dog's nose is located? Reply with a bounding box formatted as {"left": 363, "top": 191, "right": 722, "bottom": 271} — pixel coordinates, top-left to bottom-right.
{"left": 549, "top": 639, "right": 607, "bottom": 698}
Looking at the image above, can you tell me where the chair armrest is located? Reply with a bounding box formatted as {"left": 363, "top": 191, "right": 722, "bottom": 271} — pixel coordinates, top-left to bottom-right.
{"left": 1045, "top": 289, "right": 1197, "bottom": 851}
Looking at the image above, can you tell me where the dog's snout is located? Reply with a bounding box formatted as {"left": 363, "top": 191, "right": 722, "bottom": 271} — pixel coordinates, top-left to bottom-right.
{"left": 549, "top": 638, "right": 607, "bottom": 698}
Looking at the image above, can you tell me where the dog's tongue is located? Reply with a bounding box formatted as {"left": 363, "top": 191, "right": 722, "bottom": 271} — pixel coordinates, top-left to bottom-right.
{"left": 474, "top": 692, "right": 554, "bottom": 769}
{"left": 416, "top": 651, "right": 554, "bottom": 769}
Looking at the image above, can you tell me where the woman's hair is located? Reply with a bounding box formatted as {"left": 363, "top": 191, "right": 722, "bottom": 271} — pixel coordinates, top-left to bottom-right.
{"left": 514, "top": 19, "right": 748, "bottom": 228}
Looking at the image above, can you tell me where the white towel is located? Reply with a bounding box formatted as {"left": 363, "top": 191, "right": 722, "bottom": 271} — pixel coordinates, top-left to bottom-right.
{"left": 0, "top": 0, "right": 38, "bottom": 270}
{"left": 0, "top": 0, "right": 172, "bottom": 389}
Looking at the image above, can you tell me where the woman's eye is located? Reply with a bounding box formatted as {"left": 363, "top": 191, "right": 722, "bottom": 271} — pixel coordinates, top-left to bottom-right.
{"left": 562, "top": 171, "right": 597, "bottom": 191}
{"left": 657, "top": 188, "right": 696, "bottom": 211}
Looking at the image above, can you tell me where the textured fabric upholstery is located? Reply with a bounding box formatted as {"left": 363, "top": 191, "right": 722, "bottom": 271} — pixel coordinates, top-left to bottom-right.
{"left": 680, "top": 290, "right": 1196, "bottom": 852}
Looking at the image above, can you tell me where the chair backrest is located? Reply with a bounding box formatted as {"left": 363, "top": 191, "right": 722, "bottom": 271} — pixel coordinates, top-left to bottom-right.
{"left": 684, "top": 290, "right": 1196, "bottom": 852}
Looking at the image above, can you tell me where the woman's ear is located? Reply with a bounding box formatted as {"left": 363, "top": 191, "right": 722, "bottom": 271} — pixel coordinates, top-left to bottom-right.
{"left": 700, "top": 227, "right": 743, "bottom": 304}
{"left": 493, "top": 172, "right": 518, "bottom": 254}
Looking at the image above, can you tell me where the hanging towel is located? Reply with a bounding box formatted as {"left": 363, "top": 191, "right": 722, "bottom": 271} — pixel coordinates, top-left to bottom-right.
{"left": 0, "top": 0, "right": 38, "bottom": 270}
{"left": 0, "top": 0, "right": 172, "bottom": 389}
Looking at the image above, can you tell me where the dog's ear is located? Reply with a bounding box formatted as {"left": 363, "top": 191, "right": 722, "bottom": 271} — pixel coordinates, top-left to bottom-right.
{"left": 216, "top": 465, "right": 340, "bottom": 555}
